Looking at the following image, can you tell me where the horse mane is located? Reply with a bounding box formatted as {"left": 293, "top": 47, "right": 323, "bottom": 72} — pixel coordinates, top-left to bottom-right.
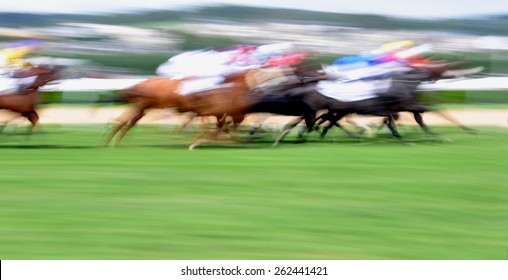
{"left": 10, "top": 64, "right": 54, "bottom": 78}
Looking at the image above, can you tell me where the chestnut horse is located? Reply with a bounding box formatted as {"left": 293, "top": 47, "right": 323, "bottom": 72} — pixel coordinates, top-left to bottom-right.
{"left": 103, "top": 69, "right": 260, "bottom": 147}
{"left": 0, "top": 65, "right": 62, "bottom": 132}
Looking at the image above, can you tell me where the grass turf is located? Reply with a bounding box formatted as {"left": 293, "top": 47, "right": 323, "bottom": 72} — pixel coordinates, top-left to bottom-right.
{"left": 0, "top": 124, "right": 507, "bottom": 259}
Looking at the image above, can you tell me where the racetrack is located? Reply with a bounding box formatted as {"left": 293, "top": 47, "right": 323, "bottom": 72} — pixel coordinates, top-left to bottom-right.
{"left": 0, "top": 124, "right": 507, "bottom": 259}
{"left": 2, "top": 107, "right": 507, "bottom": 128}
{"left": 1, "top": 106, "right": 507, "bottom": 260}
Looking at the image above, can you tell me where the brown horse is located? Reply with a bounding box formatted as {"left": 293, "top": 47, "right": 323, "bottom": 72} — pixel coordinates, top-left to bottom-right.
{"left": 0, "top": 65, "right": 62, "bottom": 133}
{"left": 103, "top": 69, "right": 260, "bottom": 147}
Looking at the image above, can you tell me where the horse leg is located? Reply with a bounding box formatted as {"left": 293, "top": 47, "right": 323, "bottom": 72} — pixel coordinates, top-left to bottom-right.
{"left": 413, "top": 112, "right": 434, "bottom": 135}
{"left": 189, "top": 138, "right": 212, "bottom": 151}
{"left": 247, "top": 114, "right": 269, "bottom": 140}
{"left": 113, "top": 108, "right": 146, "bottom": 147}
{"left": 177, "top": 113, "right": 196, "bottom": 133}
{"left": 229, "top": 114, "right": 245, "bottom": 141}
{"left": 224, "top": 115, "right": 236, "bottom": 134}
{"left": 432, "top": 110, "right": 477, "bottom": 134}
{"left": 215, "top": 114, "right": 243, "bottom": 141}
{"left": 313, "top": 112, "right": 330, "bottom": 131}
{"left": 344, "top": 115, "right": 375, "bottom": 137}
{"left": 321, "top": 112, "right": 355, "bottom": 139}
{"left": 209, "top": 114, "right": 228, "bottom": 135}
{"left": 376, "top": 112, "right": 400, "bottom": 132}
{"left": 249, "top": 113, "right": 269, "bottom": 135}
{"left": 320, "top": 113, "right": 337, "bottom": 139}
{"left": 273, "top": 117, "right": 303, "bottom": 146}
{"left": 189, "top": 117, "right": 218, "bottom": 150}
{"left": 190, "top": 118, "right": 238, "bottom": 150}
{"left": 189, "top": 129, "right": 225, "bottom": 150}
{"left": 191, "top": 117, "right": 212, "bottom": 141}
{"left": 215, "top": 114, "right": 232, "bottom": 136}
{"left": 334, "top": 122, "right": 359, "bottom": 138}
{"left": 413, "top": 112, "right": 452, "bottom": 142}
{"left": 23, "top": 110, "right": 39, "bottom": 135}
{"left": 232, "top": 114, "right": 245, "bottom": 130}
{"left": 385, "top": 114, "right": 403, "bottom": 140}
{"left": 103, "top": 122, "right": 126, "bottom": 147}
{"left": 189, "top": 128, "right": 212, "bottom": 151}
{"left": 297, "top": 114, "right": 316, "bottom": 140}
{"left": 103, "top": 107, "right": 137, "bottom": 146}
{"left": 0, "top": 112, "right": 19, "bottom": 134}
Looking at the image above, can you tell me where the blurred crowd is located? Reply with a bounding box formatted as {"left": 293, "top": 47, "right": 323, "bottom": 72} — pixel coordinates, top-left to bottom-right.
{"left": 0, "top": 37, "right": 476, "bottom": 99}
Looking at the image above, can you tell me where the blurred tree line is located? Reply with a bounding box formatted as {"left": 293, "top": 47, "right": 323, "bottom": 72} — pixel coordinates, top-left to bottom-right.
{"left": 4, "top": 5, "right": 508, "bottom": 105}
{"left": 2, "top": 5, "right": 508, "bottom": 35}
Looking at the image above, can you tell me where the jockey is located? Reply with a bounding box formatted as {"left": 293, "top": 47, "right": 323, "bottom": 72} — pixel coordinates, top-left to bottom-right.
{"left": 0, "top": 63, "right": 37, "bottom": 96}
{"left": 317, "top": 41, "right": 438, "bottom": 105}
{"left": 0, "top": 39, "right": 39, "bottom": 74}
{"left": 370, "top": 40, "right": 416, "bottom": 55}
{"left": 0, "top": 40, "right": 40, "bottom": 95}
{"left": 156, "top": 46, "right": 259, "bottom": 95}
{"left": 324, "top": 40, "right": 434, "bottom": 82}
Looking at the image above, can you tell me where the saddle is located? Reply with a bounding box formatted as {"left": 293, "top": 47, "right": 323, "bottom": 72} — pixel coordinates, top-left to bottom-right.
{"left": 245, "top": 67, "right": 296, "bottom": 90}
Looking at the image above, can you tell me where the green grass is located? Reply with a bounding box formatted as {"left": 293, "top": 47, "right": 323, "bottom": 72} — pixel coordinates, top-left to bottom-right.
{"left": 0, "top": 124, "right": 507, "bottom": 260}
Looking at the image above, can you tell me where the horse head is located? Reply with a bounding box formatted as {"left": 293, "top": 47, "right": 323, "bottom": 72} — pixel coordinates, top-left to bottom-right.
{"left": 408, "top": 61, "right": 484, "bottom": 81}
{"left": 409, "top": 61, "right": 468, "bottom": 77}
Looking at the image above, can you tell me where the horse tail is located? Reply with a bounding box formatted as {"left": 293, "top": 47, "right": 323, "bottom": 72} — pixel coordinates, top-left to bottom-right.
{"left": 90, "top": 88, "right": 132, "bottom": 116}
{"left": 95, "top": 84, "right": 152, "bottom": 106}
{"left": 97, "top": 89, "right": 131, "bottom": 104}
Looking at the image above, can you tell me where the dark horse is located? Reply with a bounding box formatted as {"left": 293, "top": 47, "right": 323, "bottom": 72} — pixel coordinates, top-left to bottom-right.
{"left": 316, "top": 71, "right": 434, "bottom": 139}
{"left": 316, "top": 67, "right": 480, "bottom": 139}
{"left": 253, "top": 65, "right": 473, "bottom": 143}
{"left": 0, "top": 65, "right": 62, "bottom": 133}
{"left": 245, "top": 79, "right": 327, "bottom": 145}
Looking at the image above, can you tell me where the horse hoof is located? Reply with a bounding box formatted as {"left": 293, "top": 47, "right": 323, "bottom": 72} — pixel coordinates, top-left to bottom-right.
{"left": 364, "top": 130, "right": 376, "bottom": 138}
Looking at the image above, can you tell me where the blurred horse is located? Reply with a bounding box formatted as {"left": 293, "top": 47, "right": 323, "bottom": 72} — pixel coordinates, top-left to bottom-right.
{"left": 103, "top": 61, "right": 329, "bottom": 148}
{"left": 315, "top": 65, "right": 480, "bottom": 139}
{"left": 103, "top": 69, "right": 260, "bottom": 147}
{"left": 0, "top": 65, "right": 62, "bottom": 133}
{"left": 316, "top": 72, "right": 432, "bottom": 139}
{"left": 251, "top": 62, "right": 477, "bottom": 143}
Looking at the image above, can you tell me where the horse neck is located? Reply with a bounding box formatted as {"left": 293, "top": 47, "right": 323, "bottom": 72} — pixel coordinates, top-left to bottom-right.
{"left": 378, "top": 77, "right": 424, "bottom": 101}
{"left": 28, "top": 71, "right": 57, "bottom": 89}
{"left": 10, "top": 69, "right": 32, "bottom": 78}
{"left": 390, "top": 71, "right": 432, "bottom": 90}
{"left": 10, "top": 66, "right": 55, "bottom": 89}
